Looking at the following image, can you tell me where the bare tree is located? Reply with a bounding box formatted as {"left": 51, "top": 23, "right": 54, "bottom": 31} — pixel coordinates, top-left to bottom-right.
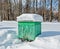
{"left": 2, "top": 0, "right": 5, "bottom": 20}
{"left": 7, "top": 0, "right": 13, "bottom": 20}
{"left": 42, "top": 0, "right": 46, "bottom": 21}
{"left": 0, "top": 0, "right": 59, "bottom": 22}
{"left": 4, "top": 0, "right": 9, "bottom": 20}
{"left": 37, "top": 0, "right": 42, "bottom": 15}
{"left": 19, "top": 0, "right": 22, "bottom": 14}
{"left": 0, "top": 2, "right": 1, "bottom": 21}
{"left": 33, "top": 0, "right": 35, "bottom": 13}
{"left": 49, "top": 0, "right": 52, "bottom": 22}
{"left": 0, "top": 0, "right": 2, "bottom": 21}
{"left": 35, "top": 0, "right": 37, "bottom": 13}
{"left": 58, "top": 0, "right": 60, "bottom": 21}
{"left": 0, "top": 1, "right": 1, "bottom": 16}
{"left": 25, "top": 0, "right": 31, "bottom": 13}
{"left": 13, "top": 0, "right": 17, "bottom": 20}
{"left": 30, "top": 0, "right": 35, "bottom": 13}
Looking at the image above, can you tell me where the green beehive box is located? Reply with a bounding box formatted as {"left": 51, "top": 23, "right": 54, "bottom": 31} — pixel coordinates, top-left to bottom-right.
{"left": 18, "top": 21, "right": 41, "bottom": 41}
{"left": 17, "top": 14, "right": 43, "bottom": 41}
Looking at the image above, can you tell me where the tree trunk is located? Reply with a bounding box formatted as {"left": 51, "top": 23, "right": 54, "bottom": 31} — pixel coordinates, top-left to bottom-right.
{"left": 25, "top": 0, "right": 30, "bottom": 13}
{"left": 7, "top": 0, "right": 13, "bottom": 20}
{"left": 43, "top": 0, "right": 46, "bottom": 22}
{"left": 49, "top": 0, "right": 52, "bottom": 22}
{"left": 58, "top": 0, "right": 60, "bottom": 22}
{"left": 2, "top": 1, "right": 5, "bottom": 20}
{"left": 0, "top": 0, "right": 2, "bottom": 21}
{"left": 19, "top": 0, "right": 22, "bottom": 14}
{"left": 4, "top": 0, "right": 9, "bottom": 20}
{"left": 33, "top": 0, "right": 35, "bottom": 13}
{"left": 13, "top": 0, "right": 17, "bottom": 20}
{"left": 35, "top": 0, "right": 37, "bottom": 13}
{"left": 30, "top": 0, "right": 35, "bottom": 13}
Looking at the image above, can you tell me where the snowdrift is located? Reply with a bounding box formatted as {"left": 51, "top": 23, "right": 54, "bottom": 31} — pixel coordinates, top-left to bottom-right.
{"left": 0, "top": 21, "right": 60, "bottom": 49}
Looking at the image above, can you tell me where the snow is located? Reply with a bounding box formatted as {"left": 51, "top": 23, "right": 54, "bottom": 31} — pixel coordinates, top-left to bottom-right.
{"left": 42, "top": 22, "right": 60, "bottom": 32}
{"left": 0, "top": 21, "right": 60, "bottom": 49}
{"left": 17, "top": 14, "right": 43, "bottom": 22}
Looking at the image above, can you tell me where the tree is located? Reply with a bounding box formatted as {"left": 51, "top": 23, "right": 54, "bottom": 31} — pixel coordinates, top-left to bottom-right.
{"left": 42, "top": 0, "right": 46, "bottom": 21}
{"left": 4, "top": 0, "right": 9, "bottom": 20}
{"left": 19, "top": 0, "right": 22, "bottom": 14}
{"left": 49, "top": 0, "right": 52, "bottom": 22}
{"left": 13, "top": 0, "right": 18, "bottom": 20}
{"left": 30, "top": 0, "right": 35, "bottom": 13}
{"left": 2, "top": 0, "right": 5, "bottom": 20}
{"left": 35, "top": 0, "right": 37, "bottom": 13}
{"left": 58, "top": 0, "right": 60, "bottom": 21}
{"left": 7, "top": 0, "right": 13, "bottom": 20}
{"left": 0, "top": 0, "right": 2, "bottom": 21}
{"left": 37, "top": 0, "right": 42, "bottom": 15}
{"left": 25, "top": 0, "right": 30, "bottom": 13}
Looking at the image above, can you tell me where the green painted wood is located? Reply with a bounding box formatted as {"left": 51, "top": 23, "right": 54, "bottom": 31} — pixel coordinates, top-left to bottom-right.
{"left": 18, "top": 21, "right": 41, "bottom": 41}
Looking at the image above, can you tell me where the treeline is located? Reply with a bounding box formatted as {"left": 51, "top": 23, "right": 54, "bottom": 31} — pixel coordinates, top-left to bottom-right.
{"left": 0, "top": 0, "right": 60, "bottom": 22}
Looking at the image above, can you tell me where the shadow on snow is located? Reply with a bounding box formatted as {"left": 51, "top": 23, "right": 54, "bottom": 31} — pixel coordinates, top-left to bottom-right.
{"left": 0, "top": 30, "right": 17, "bottom": 48}
{"left": 39, "top": 31, "right": 60, "bottom": 37}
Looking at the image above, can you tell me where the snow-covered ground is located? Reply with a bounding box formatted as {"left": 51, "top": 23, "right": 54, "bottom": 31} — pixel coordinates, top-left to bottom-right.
{"left": 0, "top": 21, "right": 60, "bottom": 49}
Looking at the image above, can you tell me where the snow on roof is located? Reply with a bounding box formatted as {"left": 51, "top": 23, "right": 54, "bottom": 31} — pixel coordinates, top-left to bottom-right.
{"left": 17, "top": 14, "right": 43, "bottom": 22}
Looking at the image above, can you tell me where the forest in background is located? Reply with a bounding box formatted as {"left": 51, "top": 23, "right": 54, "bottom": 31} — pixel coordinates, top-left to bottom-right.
{"left": 0, "top": 0, "right": 60, "bottom": 22}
